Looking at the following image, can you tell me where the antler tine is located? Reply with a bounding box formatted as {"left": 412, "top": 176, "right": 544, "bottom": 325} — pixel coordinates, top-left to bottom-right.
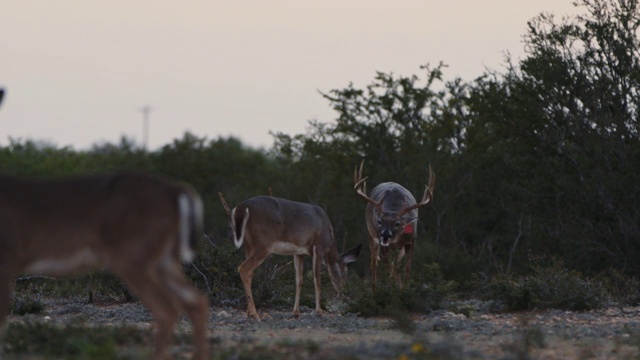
{"left": 399, "top": 165, "right": 436, "bottom": 216}
{"left": 218, "top": 192, "right": 232, "bottom": 216}
{"left": 353, "top": 160, "right": 381, "bottom": 208}
{"left": 427, "top": 165, "right": 435, "bottom": 198}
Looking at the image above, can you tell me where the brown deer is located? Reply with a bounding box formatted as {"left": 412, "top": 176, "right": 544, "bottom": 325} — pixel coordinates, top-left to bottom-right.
{"left": 0, "top": 172, "right": 210, "bottom": 360}
{"left": 218, "top": 193, "right": 361, "bottom": 320}
{"left": 354, "top": 161, "right": 435, "bottom": 287}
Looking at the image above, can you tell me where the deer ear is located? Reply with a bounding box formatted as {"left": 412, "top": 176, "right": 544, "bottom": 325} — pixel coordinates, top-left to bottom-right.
{"left": 342, "top": 243, "right": 362, "bottom": 264}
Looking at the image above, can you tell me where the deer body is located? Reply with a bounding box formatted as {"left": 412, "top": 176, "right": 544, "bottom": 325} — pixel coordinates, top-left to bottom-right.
{"left": 355, "top": 162, "right": 435, "bottom": 287}
{"left": 0, "top": 172, "right": 209, "bottom": 360}
{"left": 220, "top": 194, "right": 361, "bottom": 319}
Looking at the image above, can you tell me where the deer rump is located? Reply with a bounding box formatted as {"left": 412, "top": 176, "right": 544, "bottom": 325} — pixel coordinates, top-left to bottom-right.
{"left": 230, "top": 196, "right": 334, "bottom": 255}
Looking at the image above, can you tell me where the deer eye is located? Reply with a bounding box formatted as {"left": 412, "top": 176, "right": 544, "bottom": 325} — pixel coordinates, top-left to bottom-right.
{"left": 377, "top": 219, "right": 382, "bottom": 226}
{"left": 395, "top": 221, "right": 401, "bottom": 228}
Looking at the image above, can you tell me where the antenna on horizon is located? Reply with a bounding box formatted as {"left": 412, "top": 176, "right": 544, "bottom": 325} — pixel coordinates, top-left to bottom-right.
{"left": 140, "top": 105, "right": 152, "bottom": 149}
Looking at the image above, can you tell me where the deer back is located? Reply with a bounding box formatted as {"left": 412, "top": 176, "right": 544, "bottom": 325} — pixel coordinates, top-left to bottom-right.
{"left": 0, "top": 172, "right": 200, "bottom": 276}
{"left": 233, "top": 195, "right": 336, "bottom": 255}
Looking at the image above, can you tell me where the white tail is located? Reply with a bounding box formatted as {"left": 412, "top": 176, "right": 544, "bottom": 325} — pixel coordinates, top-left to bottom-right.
{"left": 178, "top": 192, "right": 204, "bottom": 263}
{"left": 229, "top": 207, "right": 250, "bottom": 249}
{"left": 0, "top": 172, "right": 210, "bottom": 360}
{"left": 219, "top": 193, "right": 361, "bottom": 319}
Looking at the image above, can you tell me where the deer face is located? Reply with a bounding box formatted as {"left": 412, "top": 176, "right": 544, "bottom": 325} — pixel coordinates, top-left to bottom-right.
{"left": 374, "top": 210, "right": 414, "bottom": 246}
{"left": 325, "top": 243, "right": 362, "bottom": 292}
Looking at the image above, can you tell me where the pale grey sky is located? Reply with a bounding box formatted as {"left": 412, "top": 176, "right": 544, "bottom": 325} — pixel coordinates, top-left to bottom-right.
{"left": 1, "top": 1, "right": 578, "bottom": 150}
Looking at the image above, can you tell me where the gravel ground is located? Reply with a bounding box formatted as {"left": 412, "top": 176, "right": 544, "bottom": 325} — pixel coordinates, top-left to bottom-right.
{"left": 8, "top": 298, "right": 640, "bottom": 359}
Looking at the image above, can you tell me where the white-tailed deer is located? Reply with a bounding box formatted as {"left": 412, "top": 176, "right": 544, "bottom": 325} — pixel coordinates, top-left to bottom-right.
{"left": 218, "top": 193, "right": 361, "bottom": 320}
{"left": 354, "top": 161, "right": 435, "bottom": 287}
{"left": 0, "top": 172, "right": 210, "bottom": 360}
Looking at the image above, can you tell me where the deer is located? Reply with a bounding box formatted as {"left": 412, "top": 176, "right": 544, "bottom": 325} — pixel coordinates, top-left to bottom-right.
{"left": 0, "top": 172, "right": 210, "bottom": 360}
{"left": 353, "top": 161, "right": 435, "bottom": 288}
{"left": 218, "top": 193, "right": 361, "bottom": 320}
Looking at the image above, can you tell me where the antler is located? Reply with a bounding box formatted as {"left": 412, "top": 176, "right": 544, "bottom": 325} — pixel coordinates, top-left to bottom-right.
{"left": 354, "top": 160, "right": 383, "bottom": 210}
{"left": 218, "top": 192, "right": 232, "bottom": 216}
{"left": 399, "top": 165, "right": 435, "bottom": 216}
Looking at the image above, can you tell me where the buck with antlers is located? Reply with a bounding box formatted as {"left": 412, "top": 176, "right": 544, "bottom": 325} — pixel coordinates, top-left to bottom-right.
{"left": 354, "top": 161, "right": 435, "bottom": 287}
{"left": 218, "top": 193, "right": 361, "bottom": 320}
{"left": 0, "top": 172, "right": 209, "bottom": 360}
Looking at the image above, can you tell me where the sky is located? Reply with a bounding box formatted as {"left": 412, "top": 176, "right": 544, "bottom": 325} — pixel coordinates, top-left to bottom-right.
{"left": 1, "top": 1, "right": 580, "bottom": 151}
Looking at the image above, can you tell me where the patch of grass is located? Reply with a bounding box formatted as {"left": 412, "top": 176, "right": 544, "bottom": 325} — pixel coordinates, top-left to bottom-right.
{"left": 211, "top": 339, "right": 341, "bottom": 360}
{"left": 343, "top": 263, "right": 457, "bottom": 318}
{"left": 11, "top": 296, "right": 45, "bottom": 316}
{"left": 14, "top": 270, "right": 133, "bottom": 303}
{"left": 187, "top": 239, "right": 245, "bottom": 305}
{"left": 478, "top": 254, "right": 610, "bottom": 312}
{"left": 595, "top": 268, "right": 640, "bottom": 307}
{"left": 189, "top": 240, "right": 301, "bottom": 311}
{"left": 500, "top": 317, "right": 547, "bottom": 360}
{"left": 2, "top": 321, "right": 151, "bottom": 359}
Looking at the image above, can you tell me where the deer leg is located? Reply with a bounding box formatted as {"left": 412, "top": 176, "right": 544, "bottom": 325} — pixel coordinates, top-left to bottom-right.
{"left": 392, "top": 247, "right": 406, "bottom": 288}
{"left": 292, "top": 254, "right": 304, "bottom": 317}
{"left": 238, "top": 251, "right": 269, "bottom": 320}
{"left": 369, "top": 238, "right": 380, "bottom": 288}
{"left": 402, "top": 243, "right": 414, "bottom": 287}
{"left": 312, "top": 246, "right": 324, "bottom": 315}
{"left": 116, "top": 265, "right": 181, "bottom": 360}
{"left": 157, "top": 258, "right": 210, "bottom": 360}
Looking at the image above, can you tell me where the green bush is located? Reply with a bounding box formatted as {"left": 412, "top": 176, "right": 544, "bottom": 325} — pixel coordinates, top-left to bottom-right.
{"left": 2, "top": 321, "right": 150, "bottom": 359}
{"left": 594, "top": 268, "right": 640, "bottom": 307}
{"left": 189, "top": 238, "right": 301, "bottom": 311}
{"left": 11, "top": 296, "right": 45, "bottom": 316}
{"left": 343, "top": 263, "right": 457, "bottom": 317}
{"left": 14, "top": 271, "right": 133, "bottom": 303}
{"left": 479, "top": 254, "right": 610, "bottom": 312}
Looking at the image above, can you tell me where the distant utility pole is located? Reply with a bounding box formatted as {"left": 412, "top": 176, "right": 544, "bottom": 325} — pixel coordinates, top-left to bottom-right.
{"left": 140, "top": 105, "right": 152, "bottom": 149}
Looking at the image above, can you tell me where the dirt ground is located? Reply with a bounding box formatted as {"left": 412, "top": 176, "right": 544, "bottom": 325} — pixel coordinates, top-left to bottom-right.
{"left": 7, "top": 298, "right": 640, "bottom": 359}
{"left": 206, "top": 305, "right": 640, "bottom": 359}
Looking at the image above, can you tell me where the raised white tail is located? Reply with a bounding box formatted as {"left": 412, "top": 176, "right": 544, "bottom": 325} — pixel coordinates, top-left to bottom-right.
{"left": 178, "top": 191, "right": 204, "bottom": 263}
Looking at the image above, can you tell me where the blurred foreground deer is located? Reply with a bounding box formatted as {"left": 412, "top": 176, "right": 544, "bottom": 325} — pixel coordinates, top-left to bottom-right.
{"left": 0, "top": 172, "right": 209, "bottom": 360}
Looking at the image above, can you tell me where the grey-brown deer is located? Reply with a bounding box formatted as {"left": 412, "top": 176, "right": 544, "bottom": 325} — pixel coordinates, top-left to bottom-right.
{"left": 354, "top": 161, "right": 435, "bottom": 287}
{"left": 218, "top": 193, "right": 361, "bottom": 320}
{"left": 0, "top": 172, "right": 210, "bottom": 360}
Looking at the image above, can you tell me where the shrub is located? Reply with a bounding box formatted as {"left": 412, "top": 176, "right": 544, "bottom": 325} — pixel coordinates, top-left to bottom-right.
{"left": 2, "top": 321, "right": 150, "bottom": 359}
{"left": 343, "top": 263, "right": 457, "bottom": 317}
{"left": 594, "top": 268, "right": 640, "bottom": 307}
{"left": 11, "top": 296, "right": 45, "bottom": 316}
{"left": 479, "top": 254, "right": 610, "bottom": 311}
{"left": 189, "top": 238, "right": 300, "bottom": 311}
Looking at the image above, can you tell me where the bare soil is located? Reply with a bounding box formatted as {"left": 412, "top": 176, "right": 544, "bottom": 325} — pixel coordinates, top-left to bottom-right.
{"left": 8, "top": 298, "right": 640, "bottom": 359}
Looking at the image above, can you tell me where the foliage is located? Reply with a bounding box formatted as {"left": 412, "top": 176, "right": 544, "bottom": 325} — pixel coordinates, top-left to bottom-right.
{"left": 11, "top": 296, "right": 45, "bottom": 316}
{"left": 478, "top": 254, "right": 610, "bottom": 312}
{"left": 343, "top": 263, "right": 456, "bottom": 317}
{"left": 2, "top": 321, "right": 150, "bottom": 359}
